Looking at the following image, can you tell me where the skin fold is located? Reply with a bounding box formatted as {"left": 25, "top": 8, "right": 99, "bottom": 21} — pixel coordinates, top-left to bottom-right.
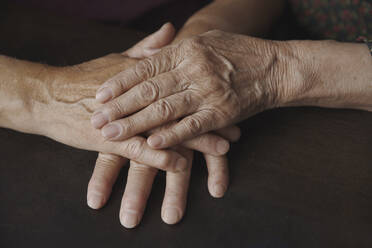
{"left": 2, "top": 0, "right": 371, "bottom": 229}
{"left": 95, "top": 33, "right": 372, "bottom": 150}
{"left": 89, "top": 0, "right": 371, "bottom": 226}
{"left": 87, "top": 0, "right": 288, "bottom": 227}
{"left": 88, "top": 0, "right": 284, "bottom": 227}
{"left": 88, "top": 23, "right": 241, "bottom": 228}
{"left": 0, "top": 23, "right": 240, "bottom": 228}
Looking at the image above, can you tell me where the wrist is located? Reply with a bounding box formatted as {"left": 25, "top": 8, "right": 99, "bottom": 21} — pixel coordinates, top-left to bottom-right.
{"left": 0, "top": 56, "right": 56, "bottom": 134}
{"left": 281, "top": 40, "right": 372, "bottom": 111}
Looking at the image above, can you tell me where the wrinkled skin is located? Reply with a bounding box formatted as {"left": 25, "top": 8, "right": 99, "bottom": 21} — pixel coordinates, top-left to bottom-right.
{"left": 2, "top": 23, "right": 239, "bottom": 229}
{"left": 91, "top": 30, "right": 293, "bottom": 149}
{"left": 79, "top": 24, "right": 240, "bottom": 228}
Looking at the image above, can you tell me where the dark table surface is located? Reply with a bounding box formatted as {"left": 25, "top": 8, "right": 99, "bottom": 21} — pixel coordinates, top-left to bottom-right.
{"left": 1, "top": 4, "right": 372, "bottom": 248}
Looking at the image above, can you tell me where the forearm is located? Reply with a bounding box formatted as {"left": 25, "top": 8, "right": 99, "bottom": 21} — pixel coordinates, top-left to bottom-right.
{"left": 175, "top": 0, "right": 285, "bottom": 42}
{"left": 0, "top": 54, "right": 137, "bottom": 137}
{"left": 0, "top": 55, "right": 54, "bottom": 134}
{"left": 283, "top": 40, "right": 372, "bottom": 111}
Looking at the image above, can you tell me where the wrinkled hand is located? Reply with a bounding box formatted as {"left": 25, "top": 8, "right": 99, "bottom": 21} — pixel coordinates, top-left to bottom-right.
{"left": 41, "top": 25, "right": 236, "bottom": 173}
{"left": 93, "top": 30, "right": 292, "bottom": 148}
{"left": 86, "top": 24, "right": 241, "bottom": 228}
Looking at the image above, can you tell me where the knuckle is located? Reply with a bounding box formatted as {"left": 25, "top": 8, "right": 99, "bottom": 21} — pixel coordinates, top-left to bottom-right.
{"left": 204, "top": 108, "right": 222, "bottom": 123}
{"left": 97, "top": 154, "right": 120, "bottom": 167}
{"left": 138, "top": 80, "right": 159, "bottom": 101}
{"left": 130, "top": 162, "right": 157, "bottom": 174}
{"left": 156, "top": 152, "right": 173, "bottom": 170}
{"left": 153, "top": 99, "right": 174, "bottom": 120}
{"left": 135, "top": 58, "right": 154, "bottom": 78}
{"left": 123, "top": 138, "right": 145, "bottom": 160}
{"left": 181, "top": 92, "right": 193, "bottom": 106}
{"left": 195, "top": 62, "right": 213, "bottom": 76}
{"left": 109, "top": 78, "right": 125, "bottom": 93}
{"left": 118, "top": 118, "right": 134, "bottom": 136}
{"left": 183, "top": 36, "right": 203, "bottom": 50}
{"left": 106, "top": 100, "right": 125, "bottom": 119}
{"left": 184, "top": 116, "right": 203, "bottom": 135}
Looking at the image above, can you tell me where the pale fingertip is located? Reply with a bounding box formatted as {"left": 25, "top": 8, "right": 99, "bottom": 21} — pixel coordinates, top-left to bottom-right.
{"left": 96, "top": 87, "right": 113, "bottom": 103}
{"left": 147, "top": 135, "right": 163, "bottom": 148}
{"left": 216, "top": 140, "right": 230, "bottom": 155}
{"left": 120, "top": 211, "right": 140, "bottom": 229}
{"left": 91, "top": 111, "right": 109, "bottom": 129}
{"left": 101, "top": 123, "right": 122, "bottom": 140}
{"left": 162, "top": 207, "right": 181, "bottom": 225}
{"left": 210, "top": 184, "right": 226, "bottom": 198}
{"left": 87, "top": 193, "right": 105, "bottom": 209}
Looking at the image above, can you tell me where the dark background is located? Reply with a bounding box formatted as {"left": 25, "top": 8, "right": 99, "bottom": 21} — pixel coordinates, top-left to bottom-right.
{"left": 0, "top": 2, "right": 372, "bottom": 248}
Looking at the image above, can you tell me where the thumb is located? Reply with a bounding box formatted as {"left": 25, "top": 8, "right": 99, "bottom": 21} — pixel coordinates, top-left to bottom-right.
{"left": 124, "top": 22, "right": 176, "bottom": 59}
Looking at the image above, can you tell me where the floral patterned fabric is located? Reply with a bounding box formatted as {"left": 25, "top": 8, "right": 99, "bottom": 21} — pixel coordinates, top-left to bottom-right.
{"left": 289, "top": 0, "right": 371, "bottom": 42}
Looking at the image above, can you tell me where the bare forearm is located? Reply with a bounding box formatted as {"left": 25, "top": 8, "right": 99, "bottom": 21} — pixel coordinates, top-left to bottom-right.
{"left": 0, "top": 54, "right": 137, "bottom": 136}
{"left": 0, "top": 55, "right": 53, "bottom": 134}
{"left": 284, "top": 41, "right": 372, "bottom": 111}
{"left": 175, "top": 0, "right": 285, "bottom": 41}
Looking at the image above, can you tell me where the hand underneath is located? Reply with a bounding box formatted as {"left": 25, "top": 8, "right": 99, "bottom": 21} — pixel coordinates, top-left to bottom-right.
{"left": 87, "top": 126, "right": 239, "bottom": 228}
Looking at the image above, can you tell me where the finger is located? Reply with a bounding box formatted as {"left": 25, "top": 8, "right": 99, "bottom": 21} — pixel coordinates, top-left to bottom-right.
{"left": 103, "top": 136, "right": 188, "bottom": 172}
{"left": 91, "top": 70, "right": 185, "bottom": 129}
{"left": 143, "top": 121, "right": 230, "bottom": 156}
{"left": 204, "top": 154, "right": 229, "bottom": 198}
{"left": 119, "top": 161, "right": 158, "bottom": 228}
{"left": 161, "top": 147, "right": 193, "bottom": 225}
{"left": 87, "top": 153, "right": 127, "bottom": 209}
{"left": 95, "top": 45, "right": 180, "bottom": 103}
{"left": 181, "top": 133, "right": 230, "bottom": 156}
{"left": 215, "top": 125, "right": 241, "bottom": 142}
{"left": 100, "top": 91, "right": 197, "bottom": 141}
{"left": 147, "top": 110, "right": 216, "bottom": 149}
{"left": 123, "top": 22, "right": 176, "bottom": 59}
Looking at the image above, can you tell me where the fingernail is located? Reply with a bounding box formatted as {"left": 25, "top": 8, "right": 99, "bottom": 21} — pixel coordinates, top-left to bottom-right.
{"left": 216, "top": 140, "right": 230, "bottom": 155}
{"left": 148, "top": 135, "right": 163, "bottom": 148}
{"left": 175, "top": 157, "right": 188, "bottom": 172}
{"left": 91, "top": 111, "right": 109, "bottom": 128}
{"left": 162, "top": 207, "right": 180, "bottom": 224}
{"left": 96, "top": 87, "right": 113, "bottom": 102}
{"left": 213, "top": 184, "right": 226, "bottom": 198}
{"left": 102, "top": 123, "right": 121, "bottom": 139}
{"left": 87, "top": 194, "right": 104, "bottom": 209}
{"left": 121, "top": 211, "right": 139, "bottom": 228}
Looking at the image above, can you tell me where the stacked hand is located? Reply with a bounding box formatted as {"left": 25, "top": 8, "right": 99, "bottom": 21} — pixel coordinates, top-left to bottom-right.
{"left": 92, "top": 28, "right": 372, "bottom": 151}
{"left": 32, "top": 24, "right": 239, "bottom": 228}
{"left": 91, "top": 30, "right": 291, "bottom": 149}
{"left": 86, "top": 24, "right": 240, "bottom": 228}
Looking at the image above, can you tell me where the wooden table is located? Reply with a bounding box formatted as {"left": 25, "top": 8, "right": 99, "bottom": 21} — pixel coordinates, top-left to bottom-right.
{"left": 1, "top": 3, "right": 372, "bottom": 248}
